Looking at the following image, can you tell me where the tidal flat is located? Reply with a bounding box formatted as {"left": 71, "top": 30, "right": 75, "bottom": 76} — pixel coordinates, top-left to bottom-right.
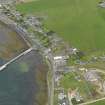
{"left": 0, "top": 21, "right": 28, "bottom": 66}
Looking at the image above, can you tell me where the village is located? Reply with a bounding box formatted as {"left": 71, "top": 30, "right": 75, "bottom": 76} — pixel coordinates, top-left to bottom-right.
{"left": 1, "top": 0, "right": 105, "bottom": 105}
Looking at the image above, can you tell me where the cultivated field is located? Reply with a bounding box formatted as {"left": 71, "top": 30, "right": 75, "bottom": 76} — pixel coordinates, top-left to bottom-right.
{"left": 16, "top": 0, "right": 105, "bottom": 53}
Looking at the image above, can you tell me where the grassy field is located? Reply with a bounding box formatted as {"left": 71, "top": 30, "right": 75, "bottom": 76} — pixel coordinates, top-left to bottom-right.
{"left": 16, "top": 0, "right": 105, "bottom": 53}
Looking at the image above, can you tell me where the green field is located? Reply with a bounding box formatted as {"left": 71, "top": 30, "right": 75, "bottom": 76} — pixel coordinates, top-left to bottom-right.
{"left": 16, "top": 0, "right": 105, "bottom": 53}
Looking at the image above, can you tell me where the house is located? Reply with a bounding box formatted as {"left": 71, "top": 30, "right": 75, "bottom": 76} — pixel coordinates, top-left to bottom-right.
{"left": 58, "top": 92, "right": 67, "bottom": 100}
{"left": 58, "top": 91, "right": 69, "bottom": 105}
{"left": 54, "top": 55, "right": 69, "bottom": 61}
{"left": 68, "top": 89, "right": 83, "bottom": 104}
{"left": 54, "top": 55, "right": 69, "bottom": 67}
{"left": 84, "top": 70, "right": 100, "bottom": 82}
{"left": 99, "top": 1, "right": 105, "bottom": 8}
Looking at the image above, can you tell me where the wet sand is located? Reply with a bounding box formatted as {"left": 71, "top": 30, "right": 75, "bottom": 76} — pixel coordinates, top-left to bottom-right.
{"left": 0, "top": 21, "right": 28, "bottom": 65}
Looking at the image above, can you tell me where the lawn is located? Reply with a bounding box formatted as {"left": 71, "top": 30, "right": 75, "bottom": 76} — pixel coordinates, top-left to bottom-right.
{"left": 16, "top": 0, "right": 105, "bottom": 53}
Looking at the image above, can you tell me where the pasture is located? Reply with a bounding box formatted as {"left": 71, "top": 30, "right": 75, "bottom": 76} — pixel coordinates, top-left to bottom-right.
{"left": 16, "top": 0, "right": 105, "bottom": 53}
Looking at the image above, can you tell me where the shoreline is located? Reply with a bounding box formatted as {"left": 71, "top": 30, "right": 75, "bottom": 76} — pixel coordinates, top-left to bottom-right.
{"left": 0, "top": 12, "right": 49, "bottom": 105}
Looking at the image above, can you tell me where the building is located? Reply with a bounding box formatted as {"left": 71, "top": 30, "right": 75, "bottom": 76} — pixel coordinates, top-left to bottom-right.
{"left": 58, "top": 91, "right": 69, "bottom": 105}
{"left": 68, "top": 89, "right": 83, "bottom": 104}
{"left": 54, "top": 55, "right": 69, "bottom": 67}
{"left": 58, "top": 92, "right": 67, "bottom": 100}
{"left": 0, "top": 0, "right": 15, "bottom": 4}
{"left": 54, "top": 55, "right": 69, "bottom": 61}
{"left": 84, "top": 70, "right": 100, "bottom": 82}
{"left": 99, "top": 1, "right": 105, "bottom": 8}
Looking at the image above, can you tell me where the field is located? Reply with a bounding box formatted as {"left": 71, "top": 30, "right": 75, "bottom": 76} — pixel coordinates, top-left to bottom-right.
{"left": 16, "top": 0, "right": 105, "bottom": 53}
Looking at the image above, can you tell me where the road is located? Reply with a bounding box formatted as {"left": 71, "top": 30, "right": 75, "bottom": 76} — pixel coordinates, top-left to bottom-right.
{"left": 79, "top": 97, "right": 105, "bottom": 105}
{"left": 93, "top": 68, "right": 105, "bottom": 74}
{"left": 45, "top": 52, "right": 58, "bottom": 105}
{"left": 47, "top": 54, "right": 55, "bottom": 105}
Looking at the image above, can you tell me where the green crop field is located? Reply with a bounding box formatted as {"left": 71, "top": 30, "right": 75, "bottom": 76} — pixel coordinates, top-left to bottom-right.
{"left": 16, "top": 0, "right": 105, "bottom": 53}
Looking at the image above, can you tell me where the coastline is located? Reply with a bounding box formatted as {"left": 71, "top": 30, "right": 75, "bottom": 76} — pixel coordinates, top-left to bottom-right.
{"left": 0, "top": 13, "right": 49, "bottom": 105}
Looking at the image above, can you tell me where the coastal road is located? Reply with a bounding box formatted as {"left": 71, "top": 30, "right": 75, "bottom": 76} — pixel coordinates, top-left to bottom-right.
{"left": 46, "top": 53, "right": 55, "bottom": 105}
